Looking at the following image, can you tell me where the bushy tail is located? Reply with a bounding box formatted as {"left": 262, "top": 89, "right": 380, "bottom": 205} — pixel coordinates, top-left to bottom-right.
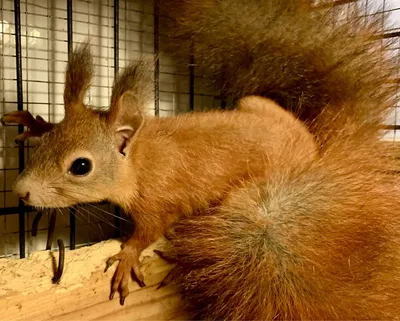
{"left": 158, "top": 1, "right": 400, "bottom": 319}
{"left": 159, "top": 0, "right": 396, "bottom": 140}
{"left": 165, "top": 134, "right": 400, "bottom": 320}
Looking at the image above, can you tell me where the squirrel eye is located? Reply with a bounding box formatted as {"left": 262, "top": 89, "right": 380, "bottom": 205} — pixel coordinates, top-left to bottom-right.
{"left": 68, "top": 158, "right": 92, "bottom": 176}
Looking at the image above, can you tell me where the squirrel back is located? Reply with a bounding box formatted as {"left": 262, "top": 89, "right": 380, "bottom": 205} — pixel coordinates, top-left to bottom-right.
{"left": 157, "top": 0, "right": 400, "bottom": 319}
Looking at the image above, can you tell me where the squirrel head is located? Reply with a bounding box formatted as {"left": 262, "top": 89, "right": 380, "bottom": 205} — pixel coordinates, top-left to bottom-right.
{"left": 13, "top": 43, "right": 153, "bottom": 208}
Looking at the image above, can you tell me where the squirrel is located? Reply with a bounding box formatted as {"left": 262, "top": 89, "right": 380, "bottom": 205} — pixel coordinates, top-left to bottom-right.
{"left": 1, "top": 0, "right": 400, "bottom": 319}
{"left": 1, "top": 45, "right": 317, "bottom": 305}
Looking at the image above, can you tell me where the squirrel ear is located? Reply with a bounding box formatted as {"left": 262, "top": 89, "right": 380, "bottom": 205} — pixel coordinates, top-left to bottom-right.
{"left": 107, "top": 59, "right": 153, "bottom": 156}
{"left": 63, "top": 43, "right": 93, "bottom": 116}
{"left": 108, "top": 93, "right": 144, "bottom": 156}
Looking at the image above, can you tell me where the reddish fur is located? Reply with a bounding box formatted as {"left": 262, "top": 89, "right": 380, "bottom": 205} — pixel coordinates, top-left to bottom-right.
{"left": 153, "top": 0, "right": 400, "bottom": 319}
{"left": 3, "top": 0, "right": 400, "bottom": 317}
{"left": 112, "top": 98, "right": 317, "bottom": 249}
{"left": 8, "top": 79, "right": 317, "bottom": 304}
{"left": 164, "top": 136, "right": 400, "bottom": 320}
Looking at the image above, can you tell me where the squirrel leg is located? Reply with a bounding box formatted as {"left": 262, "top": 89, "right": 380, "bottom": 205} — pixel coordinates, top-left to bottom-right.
{"left": 1, "top": 110, "right": 54, "bottom": 143}
{"left": 104, "top": 237, "right": 146, "bottom": 306}
{"left": 104, "top": 211, "right": 181, "bottom": 305}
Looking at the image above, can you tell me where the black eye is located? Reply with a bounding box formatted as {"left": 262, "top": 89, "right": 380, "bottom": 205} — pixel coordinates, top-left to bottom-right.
{"left": 69, "top": 158, "right": 92, "bottom": 176}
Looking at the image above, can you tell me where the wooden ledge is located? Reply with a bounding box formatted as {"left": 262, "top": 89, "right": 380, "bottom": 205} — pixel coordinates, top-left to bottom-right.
{"left": 0, "top": 238, "right": 187, "bottom": 321}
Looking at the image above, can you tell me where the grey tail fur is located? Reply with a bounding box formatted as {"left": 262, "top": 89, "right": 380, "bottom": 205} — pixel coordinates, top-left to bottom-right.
{"left": 164, "top": 132, "right": 400, "bottom": 320}
{"left": 159, "top": 0, "right": 397, "bottom": 142}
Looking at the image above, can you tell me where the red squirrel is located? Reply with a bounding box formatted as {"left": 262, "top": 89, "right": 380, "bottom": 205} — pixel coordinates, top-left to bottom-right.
{"left": 2, "top": 0, "right": 400, "bottom": 319}
{"left": 1, "top": 45, "right": 316, "bottom": 305}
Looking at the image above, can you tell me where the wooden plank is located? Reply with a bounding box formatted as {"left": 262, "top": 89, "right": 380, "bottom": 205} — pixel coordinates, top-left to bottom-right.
{"left": 0, "top": 238, "right": 187, "bottom": 321}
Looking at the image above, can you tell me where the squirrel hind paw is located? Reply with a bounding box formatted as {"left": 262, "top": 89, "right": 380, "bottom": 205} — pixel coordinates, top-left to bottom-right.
{"left": 1, "top": 110, "right": 36, "bottom": 126}
{"left": 14, "top": 131, "right": 34, "bottom": 146}
{"left": 1, "top": 110, "right": 54, "bottom": 142}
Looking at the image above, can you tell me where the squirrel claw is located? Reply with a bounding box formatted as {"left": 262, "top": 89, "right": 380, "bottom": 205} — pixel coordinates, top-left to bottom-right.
{"left": 156, "top": 280, "right": 167, "bottom": 290}
{"left": 153, "top": 249, "right": 179, "bottom": 290}
{"left": 14, "top": 138, "right": 24, "bottom": 147}
{"left": 156, "top": 266, "right": 179, "bottom": 290}
{"left": 104, "top": 257, "right": 117, "bottom": 273}
{"left": 153, "top": 249, "right": 177, "bottom": 263}
{"left": 109, "top": 289, "right": 116, "bottom": 300}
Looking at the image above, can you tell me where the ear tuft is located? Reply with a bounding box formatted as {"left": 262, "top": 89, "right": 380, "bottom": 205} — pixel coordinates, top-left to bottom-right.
{"left": 107, "top": 58, "right": 154, "bottom": 156}
{"left": 64, "top": 42, "right": 94, "bottom": 115}
{"left": 109, "top": 58, "right": 154, "bottom": 113}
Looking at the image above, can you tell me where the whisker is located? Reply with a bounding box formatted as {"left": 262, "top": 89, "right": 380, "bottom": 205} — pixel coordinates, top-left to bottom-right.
{"left": 74, "top": 207, "right": 104, "bottom": 242}
{"left": 56, "top": 208, "right": 65, "bottom": 219}
{"left": 85, "top": 203, "right": 133, "bottom": 225}
{"left": 78, "top": 205, "right": 126, "bottom": 234}
{"left": 50, "top": 188, "right": 132, "bottom": 220}
{"left": 78, "top": 206, "right": 107, "bottom": 225}
{"left": 57, "top": 208, "right": 70, "bottom": 225}
{"left": 46, "top": 189, "right": 132, "bottom": 235}
{"left": 51, "top": 187, "right": 133, "bottom": 226}
{"left": 96, "top": 221, "right": 105, "bottom": 240}
{"left": 68, "top": 208, "right": 87, "bottom": 225}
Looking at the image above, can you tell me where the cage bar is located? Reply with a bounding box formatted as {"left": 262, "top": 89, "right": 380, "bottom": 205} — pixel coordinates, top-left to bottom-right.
{"left": 189, "top": 55, "right": 195, "bottom": 111}
{"left": 114, "top": 0, "right": 121, "bottom": 238}
{"left": 67, "top": 0, "right": 76, "bottom": 250}
{"left": 154, "top": 0, "right": 160, "bottom": 116}
{"left": 114, "top": 0, "right": 119, "bottom": 78}
{"left": 13, "top": 0, "right": 26, "bottom": 259}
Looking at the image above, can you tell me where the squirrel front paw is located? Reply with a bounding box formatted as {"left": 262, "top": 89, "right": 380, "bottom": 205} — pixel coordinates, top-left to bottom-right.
{"left": 1, "top": 110, "right": 54, "bottom": 144}
{"left": 105, "top": 245, "right": 146, "bottom": 306}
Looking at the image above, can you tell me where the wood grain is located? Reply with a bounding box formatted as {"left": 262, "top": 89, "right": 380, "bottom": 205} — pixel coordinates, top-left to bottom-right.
{"left": 0, "top": 238, "right": 187, "bottom": 321}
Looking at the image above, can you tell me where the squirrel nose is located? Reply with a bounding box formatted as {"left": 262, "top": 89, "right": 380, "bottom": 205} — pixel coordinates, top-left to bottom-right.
{"left": 17, "top": 191, "right": 30, "bottom": 202}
